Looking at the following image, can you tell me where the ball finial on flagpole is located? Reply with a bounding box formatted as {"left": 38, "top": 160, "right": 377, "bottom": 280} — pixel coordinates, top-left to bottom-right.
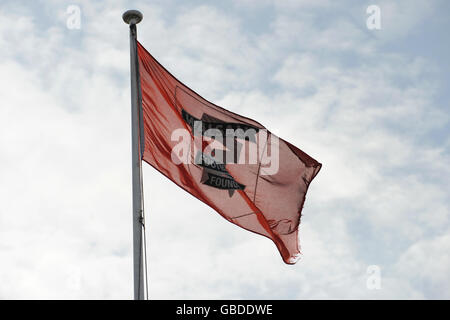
{"left": 123, "top": 10, "right": 143, "bottom": 25}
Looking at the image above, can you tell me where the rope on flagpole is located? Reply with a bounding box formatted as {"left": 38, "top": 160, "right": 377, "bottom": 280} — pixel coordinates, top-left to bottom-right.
{"left": 139, "top": 159, "right": 149, "bottom": 300}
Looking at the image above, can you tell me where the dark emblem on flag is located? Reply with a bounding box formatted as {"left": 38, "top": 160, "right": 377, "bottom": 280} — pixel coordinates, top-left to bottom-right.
{"left": 196, "top": 152, "right": 245, "bottom": 197}
{"left": 181, "top": 109, "right": 259, "bottom": 141}
{"left": 182, "top": 109, "right": 253, "bottom": 197}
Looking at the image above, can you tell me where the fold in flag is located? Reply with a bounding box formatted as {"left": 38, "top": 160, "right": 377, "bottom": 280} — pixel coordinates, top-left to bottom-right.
{"left": 137, "top": 41, "right": 322, "bottom": 264}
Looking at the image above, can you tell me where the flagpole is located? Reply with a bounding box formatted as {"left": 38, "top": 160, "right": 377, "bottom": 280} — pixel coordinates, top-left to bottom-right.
{"left": 123, "top": 9, "right": 145, "bottom": 300}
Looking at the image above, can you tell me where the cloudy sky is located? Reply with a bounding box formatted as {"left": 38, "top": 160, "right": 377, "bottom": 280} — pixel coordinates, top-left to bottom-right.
{"left": 0, "top": 0, "right": 449, "bottom": 299}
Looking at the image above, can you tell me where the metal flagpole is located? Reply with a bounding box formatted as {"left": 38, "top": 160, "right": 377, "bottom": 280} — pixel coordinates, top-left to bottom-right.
{"left": 122, "top": 9, "right": 145, "bottom": 300}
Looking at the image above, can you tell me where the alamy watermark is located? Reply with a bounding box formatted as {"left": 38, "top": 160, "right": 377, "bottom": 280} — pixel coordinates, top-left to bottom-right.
{"left": 366, "top": 5, "right": 381, "bottom": 30}
{"left": 366, "top": 265, "right": 382, "bottom": 290}
{"left": 66, "top": 266, "right": 82, "bottom": 291}
{"left": 66, "top": 5, "right": 81, "bottom": 30}
{"left": 170, "top": 118, "right": 280, "bottom": 176}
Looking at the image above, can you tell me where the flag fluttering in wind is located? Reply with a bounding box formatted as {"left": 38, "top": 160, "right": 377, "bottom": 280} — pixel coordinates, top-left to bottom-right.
{"left": 137, "top": 41, "right": 321, "bottom": 264}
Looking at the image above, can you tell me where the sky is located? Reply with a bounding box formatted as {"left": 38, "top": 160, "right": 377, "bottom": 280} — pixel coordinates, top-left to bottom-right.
{"left": 0, "top": 0, "right": 449, "bottom": 299}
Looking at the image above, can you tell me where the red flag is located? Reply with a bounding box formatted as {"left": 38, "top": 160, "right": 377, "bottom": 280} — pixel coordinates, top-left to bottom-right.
{"left": 137, "top": 41, "right": 322, "bottom": 264}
